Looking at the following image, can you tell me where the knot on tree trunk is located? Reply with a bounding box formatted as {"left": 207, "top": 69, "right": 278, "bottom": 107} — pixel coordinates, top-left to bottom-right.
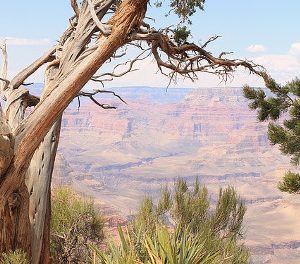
{"left": 8, "top": 191, "right": 21, "bottom": 215}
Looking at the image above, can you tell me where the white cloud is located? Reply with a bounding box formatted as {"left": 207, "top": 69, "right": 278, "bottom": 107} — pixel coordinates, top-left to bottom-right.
{"left": 0, "top": 37, "right": 51, "bottom": 46}
{"left": 290, "top": 42, "right": 300, "bottom": 56}
{"left": 250, "top": 42, "right": 300, "bottom": 84}
{"left": 247, "top": 44, "right": 266, "bottom": 53}
{"left": 254, "top": 55, "right": 299, "bottom": 72}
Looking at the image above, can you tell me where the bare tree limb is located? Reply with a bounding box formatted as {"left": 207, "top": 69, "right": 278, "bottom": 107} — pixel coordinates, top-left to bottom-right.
{"left": 0, "top": 42, "right": 8, "bottom": 93}
{"left": 79, "top": 89, "right": 127, "bottom": 104}
{"left": 22, "top": 82, "right": 34, "bottom": 86}
{"left": 131, "top": 31, "right": 265, "bottom": 84}
{"left": 201, "top": 35, "right": 220, "bottom": 48}
{"left": 10, "top": 47, "right": 56, "bottom": 90}
{"left": 92, "top": 48, "right": 151, "bottom": 83}
{"left": 83, "top": 94, "right": 116, "bottom": 109}
{"left": 87, "top": 0, "right": 112, "bottom": 35}
{"left": 71, "top": 0, "right": 80, "bottom": 18}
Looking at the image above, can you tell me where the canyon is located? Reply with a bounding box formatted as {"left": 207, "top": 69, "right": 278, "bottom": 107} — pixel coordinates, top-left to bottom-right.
{"left": 51, "top": 86, "right": 300, "bottom": 263}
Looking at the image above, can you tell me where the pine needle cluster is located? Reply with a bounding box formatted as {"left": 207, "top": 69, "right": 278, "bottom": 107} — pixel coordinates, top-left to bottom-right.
{"left": 244, "top": 75, "right": 300, "bottom": 193}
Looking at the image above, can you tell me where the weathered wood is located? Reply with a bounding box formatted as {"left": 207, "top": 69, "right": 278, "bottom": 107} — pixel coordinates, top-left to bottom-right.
{"left": 0, "top": 0, "right": 149, "bottom": 261}
{"left": 26, "top": 119, "right": 61, "bottom": 264}
{"left": 38, "top": 186, "right": 52, "bottom": 264}
{"left": 14, "top": 0, "right": 149, "bottom": 172}
{"left": 0, "top": 176, "right": 31, "bottom": 256}
{"left": 0, "top": 112, "right": 13, "bottom": 180}
{"left": 10, "top": 48, "right": 55, "bottom": 90}
{"left": 0, "top": 43, "right": 13, "bottom": 178}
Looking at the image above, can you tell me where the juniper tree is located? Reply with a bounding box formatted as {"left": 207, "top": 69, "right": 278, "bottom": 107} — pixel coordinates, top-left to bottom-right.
{"left": 0, "top": 0, "right": 262, "bottom": 262}
{"left": 243, "top": 74, "right": 300, "bottom": 194}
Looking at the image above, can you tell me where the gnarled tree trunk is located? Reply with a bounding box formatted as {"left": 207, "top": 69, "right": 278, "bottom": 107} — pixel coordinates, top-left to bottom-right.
{"left": 0, "top": 0, "right": 148, "bottom": 262}
{"left": 0, "top": 0, "right": 262, "bottom": 262}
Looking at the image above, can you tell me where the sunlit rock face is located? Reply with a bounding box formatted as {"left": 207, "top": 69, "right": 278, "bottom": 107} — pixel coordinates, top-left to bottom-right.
{"left": 52, "top": 86, "right": 300, "bottom": 263}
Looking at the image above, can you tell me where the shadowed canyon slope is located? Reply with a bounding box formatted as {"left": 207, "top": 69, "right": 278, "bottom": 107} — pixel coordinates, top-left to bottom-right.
{"left": 52, "top": 86, "right": 300, "bottom": 263}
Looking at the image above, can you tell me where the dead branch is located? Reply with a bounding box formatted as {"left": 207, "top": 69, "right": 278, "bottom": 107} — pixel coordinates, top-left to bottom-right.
{"left": 201, "top": 35, "right": 220, "bottom": 48}
{"left": 0, "top": 43, "right": 8, "bottom": 93}
{"left": 92, "top": 48, "right": 151, "bottom": 83}
{"left": 87, "top": 0, "right": 112, "bottom": 35}
{"left": 79, "top": 89, "right": 127, "bottom": 104}
{"left": 10, "top": 47, "right": 56, "bottom": 90}
{"left": 131, "top": 31, "right": 265, "bottom": 84}
{"left": 22, "top": 82, "right": 34, "bottom": 86}
{"left": 71, "top": 0, "right": 80, "bottom": 18}
{"left": 79, "top": 92, "right": 116, "bottom": 109}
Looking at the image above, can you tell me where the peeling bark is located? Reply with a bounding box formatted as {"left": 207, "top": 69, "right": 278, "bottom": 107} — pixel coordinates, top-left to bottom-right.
{"left": 26, "top": 120, "right": 61, "bottom": 264}
{"left": 0, "top": 0, "right": 149, "bottom": 262}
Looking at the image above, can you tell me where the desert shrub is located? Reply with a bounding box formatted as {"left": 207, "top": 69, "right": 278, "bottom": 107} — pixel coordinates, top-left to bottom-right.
{"left": 51, "top": 186, "right": 104, "bottom": 263}
{"left": 91, "top": 225, "right": 217, "bottom": 264}
{"left": 93, "top": 178, "right": 249, "bottom": 263}
{"left": 91, "top": 226, "right": 140, "bottom": 264}
{"left": 278, "top": 171, "right": 300, "bottom": 193}
{"left": 0, "top": 249, "right": 29, "bottom": 264}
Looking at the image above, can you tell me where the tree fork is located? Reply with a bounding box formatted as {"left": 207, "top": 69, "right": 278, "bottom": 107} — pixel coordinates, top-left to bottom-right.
{"left": 0, "top": 0, "right": 148, "bottom": 261}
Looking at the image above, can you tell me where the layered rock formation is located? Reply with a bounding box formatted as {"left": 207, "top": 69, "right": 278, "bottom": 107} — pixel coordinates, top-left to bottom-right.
{"left": 53, "top": 86, "right": 300, "bottom": 263}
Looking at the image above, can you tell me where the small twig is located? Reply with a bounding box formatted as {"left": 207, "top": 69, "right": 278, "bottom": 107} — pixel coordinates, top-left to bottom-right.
{"left": 79, "top": 89, "right": 127, "bottom": 105}
{"left": 201, "top": 35, "right": 221, "bottom": 49}
{"left": 92, "top": 48, "right": 151, "bottom": 83}
{"left": 89, "top": 96, "right": 116, "bottom": 109}
{"left": 22, "top": 82, "right": 34, "bottom": 86}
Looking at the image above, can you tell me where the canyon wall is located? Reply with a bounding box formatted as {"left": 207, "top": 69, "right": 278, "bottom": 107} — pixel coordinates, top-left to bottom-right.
{"left": 52, "top": 86, "right": 300, "bottom": 263}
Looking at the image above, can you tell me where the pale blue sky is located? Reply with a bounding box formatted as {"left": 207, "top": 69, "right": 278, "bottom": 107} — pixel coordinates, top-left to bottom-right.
{"left": 0, "top": 1, "right": 299, "bottom": 87}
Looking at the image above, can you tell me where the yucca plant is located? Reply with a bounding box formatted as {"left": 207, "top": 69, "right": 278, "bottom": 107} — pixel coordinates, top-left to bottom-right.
{"left": 90, "top": 226, "right": 142, "bottom": 264}
{"left": 92, "top": 225, "right": 217, "bottom": 264}
{"left": 92, "top": 178, "right": 249, "bottom": 264}
{"left": 144, "top": 226, "right": 217, "bottom": 264}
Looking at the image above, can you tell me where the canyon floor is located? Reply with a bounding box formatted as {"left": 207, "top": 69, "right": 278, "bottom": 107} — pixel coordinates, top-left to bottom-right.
{"left": 52, "top": 86, "right": 300, "bottom": 263}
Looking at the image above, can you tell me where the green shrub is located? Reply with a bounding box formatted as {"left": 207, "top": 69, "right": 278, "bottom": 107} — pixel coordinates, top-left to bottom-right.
{"left": 51, "top": 186, "right": 104, "bottom": 263}
{"left": 93, "top": 178, "right": 249, "bottom": 263}
{"left": 91, "top": 225, "right": 217, "bottom": 264}
{"left": 278, "top": 171, "right": 300, "bottom": 193}
{"left": 0, "top": 249, "right": 29, "bottom": 264}
{"left": 91, "top": 226, "right": 140, "bottom": 264}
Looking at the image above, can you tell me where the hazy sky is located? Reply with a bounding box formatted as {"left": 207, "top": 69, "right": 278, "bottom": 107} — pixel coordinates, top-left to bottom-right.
{"left": 0, "top": 1, "right": 299, "bottom": 88}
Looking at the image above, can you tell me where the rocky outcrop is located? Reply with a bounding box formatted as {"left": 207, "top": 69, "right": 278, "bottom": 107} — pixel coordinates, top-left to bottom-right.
{"left": 52, "top": 86, "right": 296, "bottom": 263}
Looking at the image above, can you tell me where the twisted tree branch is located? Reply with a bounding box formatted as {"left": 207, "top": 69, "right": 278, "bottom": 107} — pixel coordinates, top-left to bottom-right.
{"left": 131, "top": 31, "right": 265, "bottom": 84}
{"left": 10, "top": 47, "right": 56, "bottom": 90}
